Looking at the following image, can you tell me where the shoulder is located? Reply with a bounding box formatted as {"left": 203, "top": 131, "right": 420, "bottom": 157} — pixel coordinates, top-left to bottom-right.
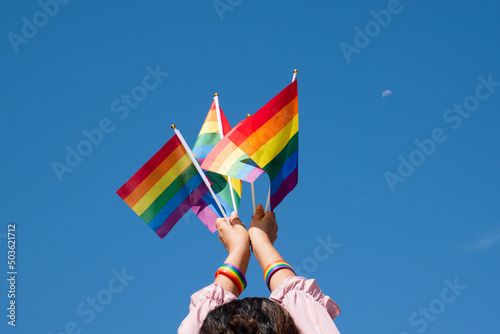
{"left": 178, "top": 284, "right": 237, "bottom": 334}
{"left": 269, "top": 276, "right": 341, "bottom": 334}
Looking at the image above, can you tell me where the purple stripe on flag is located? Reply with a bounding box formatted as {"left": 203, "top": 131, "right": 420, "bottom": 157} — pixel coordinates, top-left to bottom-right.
{"left": 270, "top": 168, "right": 298, "bottom": 210}
{"left": 270, "top": 151, "right": 298, "bottom": 189}
{"left": 243, "top": 167, "right": 266, "bottom": 183}
{"left": 155, "top": 182, "right": 209, "bottom": 239}
{"left": 191, "top": 199, "right": 218, "bottom": 232}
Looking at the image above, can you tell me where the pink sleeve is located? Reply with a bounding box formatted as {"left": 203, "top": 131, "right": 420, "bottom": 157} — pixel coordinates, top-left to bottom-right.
{"left": 269, "top": 276, "right": 341, "bottom": 334}
{"left": 178, "top": 283, "right": 237, "bottom": 334}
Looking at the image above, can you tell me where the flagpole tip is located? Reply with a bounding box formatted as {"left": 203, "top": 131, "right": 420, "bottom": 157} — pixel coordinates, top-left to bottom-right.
{"left": 171, "top": 124, "right": 176, "bottom": 129}
{"left": 294, "top": 69, "right": 298, "bottom": 73}
{"left": 214, "top": 93, "right": 219, "bottom": 97}
{"left": 246, "top": 114, "right": 251, "bottom": 118}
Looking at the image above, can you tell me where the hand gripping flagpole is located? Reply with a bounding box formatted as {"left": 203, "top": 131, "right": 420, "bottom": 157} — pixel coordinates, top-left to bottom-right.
{"left": 172, "top": 125, "right": 230, "bottom": 224}
{"left": 264, "top": 69, "right": 298, "bottom": 212}
{"left": 214, "top": 93, "right": 238, "bottom": 214}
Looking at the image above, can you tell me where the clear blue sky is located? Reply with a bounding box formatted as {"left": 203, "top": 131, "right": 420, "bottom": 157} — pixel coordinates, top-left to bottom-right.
{"left": 1, "top": 1, "right": 499, "bottom": 333}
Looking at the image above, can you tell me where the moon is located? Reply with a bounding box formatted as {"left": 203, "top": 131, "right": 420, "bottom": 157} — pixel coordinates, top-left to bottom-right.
{"left": 382, "top": 90, "right": 392, "bottom": 98}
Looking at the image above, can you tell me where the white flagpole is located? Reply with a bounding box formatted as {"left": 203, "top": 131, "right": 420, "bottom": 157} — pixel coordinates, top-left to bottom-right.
{"left": 246, "top": 113, "right": 257, "bottom": 214}
{"left": 251, "top": 182, "right": 256, "bottom": 214}
{"left": 264, "top": 69, "right": 297, "bottom": 212}
{"left": 264, "top": 187, "right": 271, "bottom": 212}
{"left": 172, "top": 125, "right": 230, "bottom": 224}
{"left": 214, "top": 93, "right": 238, "bottom": 214}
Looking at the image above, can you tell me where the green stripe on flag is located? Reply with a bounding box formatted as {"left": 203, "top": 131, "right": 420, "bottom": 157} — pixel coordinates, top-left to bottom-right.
{"left": 193, "top": 132, "right": 220, "bottom": 149}
{"left": 263, "top": 132, "right": 298, "bottom": 180}
{"left": 140, "top": 164, "right": 198, "bottom": 223}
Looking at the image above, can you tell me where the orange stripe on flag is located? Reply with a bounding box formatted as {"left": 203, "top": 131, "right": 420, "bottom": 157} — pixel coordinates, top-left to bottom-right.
{"left": 123, "top": 144, "right": 187, "bottom": 207}
{"left": 131, "top": 154, "right": 193, "bottom": 215}
{"left": 239, "top": 97, "right": 298, "bottom": 156}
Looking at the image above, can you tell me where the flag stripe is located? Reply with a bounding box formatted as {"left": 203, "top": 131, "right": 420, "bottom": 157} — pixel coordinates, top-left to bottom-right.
{"left": 123, "top": 145, "right": 189, "bottom": 207}
{"left": 204, "top": 139, "right": 240, "bottom": 173}
{"left": 191, "top": 195, "right": 219, "bottom": 233}
{"left": 271, "top": 168, "right": 298, "bottom": 209}
{"left": 131, "top": 154, "right": 193, "bottom": 214}
{"left": 263, "top": 132, "right": 298, "bottom": 180}
{"left": 147, "top": 172, "right": 205, "bottom": 231}
{"left": 154, "top": 181, "right": 209, "bottom": 239}
{"left": 193, "top": 133, "right": 221, "bottom": 150}
{"left": 270, "top": 150, "right": 298, "bottom": 194}
{"left": 117, "top": 137, "right": 183, "bottom": 199}
{"left": 209, "top": 172, "right": 237, "bottom": 207}
{"left": 139, "top": 164, "right": 198, "bottom": 222}
{"left": 231, "top": 157, "right": 265, "bottom": 182}
{"left": 231, "top": 82, "right": 298, "bottom": 147}
{"left": 250, "top": 112, "right": 298, "bottom": 167}
{"left": 202, "top": 137, "right": 265, "bottom": 183}
{"left": 217, "top": 181, "right": 241, "bottom": 210}
{"left": 199, "top": 121, "right": 220, "bottom": 134}
{"left": 240, "top": 98, "right": 298, "bottom": 159}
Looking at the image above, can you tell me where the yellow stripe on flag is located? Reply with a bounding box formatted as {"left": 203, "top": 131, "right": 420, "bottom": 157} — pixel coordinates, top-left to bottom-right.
{"left": 240, "top": 97, "right": 298, "bottom": 156}
{"left": 132, "top": 154, "right": 192, "bottom": 215}
{"left": 251, "top": 113, "right": 299, "bottom": 167}
{"left": 124, "top": 144, "right": 186, "bottom": 207}
{"left": 199, "top": 121, "right": 220, "bottom": 135}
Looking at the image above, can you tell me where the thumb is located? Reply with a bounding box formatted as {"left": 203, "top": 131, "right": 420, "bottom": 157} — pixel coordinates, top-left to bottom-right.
{"left": 230, "top": 211, "right": 244, "bottom": 226}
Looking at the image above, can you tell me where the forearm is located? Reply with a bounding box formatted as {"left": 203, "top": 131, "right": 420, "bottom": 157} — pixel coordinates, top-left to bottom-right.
{"left": 214, "top": 248, "right": 251, "bottom": 297}
{"left": 252, "top": 239, "right": 295, "bottom": 292}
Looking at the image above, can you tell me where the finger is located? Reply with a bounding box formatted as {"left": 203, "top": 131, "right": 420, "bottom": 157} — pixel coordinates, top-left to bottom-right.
{"left": 265, "top": 210, "right": 276, "bottom": 219}
{"left": 254, "top": 203, "right": 265, "bottom": 219}
{"left": 215, "top": 218, "right": 226, "bottom": 231}
{"left": 230, "top": 211, "right": 245, "bottom": 228}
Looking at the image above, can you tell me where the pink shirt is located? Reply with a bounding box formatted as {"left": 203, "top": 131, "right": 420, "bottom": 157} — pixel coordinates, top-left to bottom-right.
{"left": 178, "top": 276, "right": 341, "bottom": 333}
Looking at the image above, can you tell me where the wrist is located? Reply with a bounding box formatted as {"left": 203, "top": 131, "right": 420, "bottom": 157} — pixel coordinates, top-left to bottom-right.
{"left": 229, "top": 245, "right": 251, "bottom": 257}
{"left": 251, "top": 240, "right": 280, "bottom": 270}
{"left": 226, "top": 247, "right": 251, "bottom": 272}
{"left": 250, "top": 237, "right": 273, "bottom": 256}
{"left": 249, "top": 229, "right": 272, "bottom": 245}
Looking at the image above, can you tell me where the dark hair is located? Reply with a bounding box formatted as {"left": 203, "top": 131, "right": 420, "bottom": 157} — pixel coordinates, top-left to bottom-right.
{"left": 200, "top": 297, "right": 300, "bottom": 334}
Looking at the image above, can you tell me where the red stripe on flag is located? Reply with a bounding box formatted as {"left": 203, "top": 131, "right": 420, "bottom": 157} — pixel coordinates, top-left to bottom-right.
{"left": 219, "top": 108, "right": 232, "bottom": 135}
{"left": 230, "top": 80, "right": 297, "bottom": 147}
{"left": 117, "top": 135, "right": 183, "bottom": 200}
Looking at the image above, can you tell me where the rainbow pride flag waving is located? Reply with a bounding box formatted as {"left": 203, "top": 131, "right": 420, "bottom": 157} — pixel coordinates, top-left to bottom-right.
{"left": 117, "top": 134, "right": 214, "bottom": 239}
{"left": 202, "top": 79, "right": 298, "bottom": 209}
{"left": 191, "top": 99, "right": 243, "bottom": 220}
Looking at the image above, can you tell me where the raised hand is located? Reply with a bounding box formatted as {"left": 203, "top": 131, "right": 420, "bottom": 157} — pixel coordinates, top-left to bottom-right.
{"left": 215, "top": 211, "right": 251, "bottom": 254}
{"left": 249, "top": 204, "right": 278, "bottom": 246}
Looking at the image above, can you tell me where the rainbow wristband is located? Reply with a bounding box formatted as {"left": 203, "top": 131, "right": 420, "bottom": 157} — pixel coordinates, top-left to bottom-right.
{"left": 215, "top": 263, "right": 247, "bottom": 295}
{"left": 264, "top": 261, "right": 296, "bottom": 290}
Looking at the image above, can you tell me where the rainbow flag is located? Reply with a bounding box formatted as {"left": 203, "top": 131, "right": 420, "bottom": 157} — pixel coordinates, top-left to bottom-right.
{"left": 192, "top": 101, "right": 243, "bottom": 217}
{"left": 116, "top": 134, "right": 211, "bottom": 239}
{"left": 201, "top": 124, "right": 266, "bottom": 183}
{"left": 202, "top": 79, "right": 298, "bottom": 209}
